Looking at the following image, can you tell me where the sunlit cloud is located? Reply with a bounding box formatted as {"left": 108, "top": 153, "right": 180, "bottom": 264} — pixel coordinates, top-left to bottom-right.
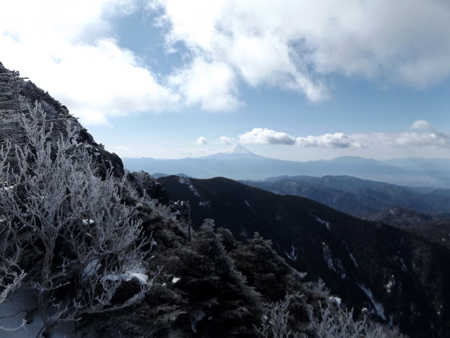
{"left": 152, "top": 0, "right": 450, "bottom": 101}
{"left": 237, "top": 121, "right": 450, "bottom": 149}
{"left": 0, "top": 0, "right": 178, "bottom": 125}
{"left": 239, "top": 128, "right": 296, "bottom": 145}
{"left": 168, "top": 57, "right": 242, "bottom": 111}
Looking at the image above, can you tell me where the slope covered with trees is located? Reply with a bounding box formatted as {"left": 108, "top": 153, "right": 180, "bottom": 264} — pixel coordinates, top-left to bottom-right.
{"left": 159, "top": 175, "right": 450, "bottom": 337}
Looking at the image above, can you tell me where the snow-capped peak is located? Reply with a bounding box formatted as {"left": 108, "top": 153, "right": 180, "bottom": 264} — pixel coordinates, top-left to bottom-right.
{"left": 220, "top": 144, "right": 251, "bottom": 154}
{"left": 200, "top": 144, "right": 267, "bottom": 160}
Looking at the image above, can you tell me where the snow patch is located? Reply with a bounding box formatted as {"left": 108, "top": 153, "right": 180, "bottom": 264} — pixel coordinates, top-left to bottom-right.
{"left": 357, "top": 282, "right": 386, "bottom": 320}
{"left": 348, "top": 250, "right": 358, "bottom": 268}
{"left": 316, "top": 217, "right": 330, "bottom": 229}
{"left": 82, "top": 219, "right": 95, "bottom": 226}
{"left": 83, "top": 259, "right": 101, "bottom": 279}
{"left": 172, "top": 277, "right": 181, "bottom": 284}
{"left": 329, "top": 296, "right": 341, "bottom": 306}
{"left": 284, "top": 245, "right": 298, "bottom": 262}
{"left": 0, "top": 290, "right": 93, "bottom": 337}
{"left": 103, "top": 266, "right": 150, "bottom": 285}
{"left": 399, "top": 257, "right": 408, "bottom": 272}
{"left": 125, "top": 292, "right": 144, "bottom": 305}
{"left": 322, "top": 243, "right": 346, "bottom": 279}
{"left": 178, "top": 177, "right": 200, "bottom": 197}
{"left": 244, "top": 199, "right": 257, "bottom": 214}
{"left": 384, "top": 275, "right": 395, "bottom": 294}
{"left": 191, "top": 311, "right": 205, "bottom": 333}
{"left": 127, "top": 273, "right": 149, "bottom": 284}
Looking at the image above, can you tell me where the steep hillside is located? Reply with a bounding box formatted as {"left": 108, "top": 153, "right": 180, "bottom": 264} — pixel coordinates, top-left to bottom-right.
{"left": 158, "top": 175, "right": 450, "bottom": 337}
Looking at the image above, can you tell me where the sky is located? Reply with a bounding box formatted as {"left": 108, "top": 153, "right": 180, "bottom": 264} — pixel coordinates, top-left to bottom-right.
{"left": 1, "top": 0, "right": 450, "bottom": 161}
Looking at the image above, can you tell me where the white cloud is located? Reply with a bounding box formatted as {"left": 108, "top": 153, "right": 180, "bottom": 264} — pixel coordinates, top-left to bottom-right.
{"left": 219, "top": 136, "right": 234, "bottom": 145}
{"left": 409, "top": 120, "right": 437, "bottom": 133}
{"left": 239, "top": 128, "right": 296, "bottom": 145}
{"left": 152, "top": 0, "right": 450, "bottom": 102}
{"left": 238, "top": 121, "right": 450, "bottom": 149}
{"left": 196, "top": 136, "right": 208, "bottom": 145}
{"left": 116, "top": 146, "right": 130, "bottom": 150}
{"left": 296, "top": 133, "right": 370, "bottom": 149}
{"left": 0, "top": 0, "right": 178, "bottom": 125}
{"left": 168, "top": 57, "right": 242, "bottom": 111}
{"left": 389, "top": 120, "right": 450, "bottom": 147}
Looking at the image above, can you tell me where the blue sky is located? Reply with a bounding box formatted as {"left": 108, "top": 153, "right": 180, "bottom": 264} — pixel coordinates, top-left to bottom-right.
{"left": 1, "top": 0, "right": 450, "bottom": 161}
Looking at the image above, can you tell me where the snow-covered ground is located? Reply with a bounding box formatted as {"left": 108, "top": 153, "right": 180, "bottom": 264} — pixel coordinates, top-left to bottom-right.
{"left": 0, "top": 290, "right": 95, "bottom": 337}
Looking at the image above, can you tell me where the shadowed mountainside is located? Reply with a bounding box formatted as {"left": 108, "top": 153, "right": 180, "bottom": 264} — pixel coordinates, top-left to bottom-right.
{"left": 158, "top": 175, "right": 450, "bottom": 338}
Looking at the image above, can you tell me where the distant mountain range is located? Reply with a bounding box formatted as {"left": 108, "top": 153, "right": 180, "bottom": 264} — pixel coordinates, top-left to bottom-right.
{"left": 123, "top": 145, "right": 450, "bottom": 188}
{"left": 200, "top": 144, "right": 266, "bottom": 160}
{"left": 242, "top": 175, "right": 450, "bottom": 217}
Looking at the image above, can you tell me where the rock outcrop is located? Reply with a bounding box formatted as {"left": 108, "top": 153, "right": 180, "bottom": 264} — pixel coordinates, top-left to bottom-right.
{"left": 0, "top": 61, "right": 124, "bottom": 178}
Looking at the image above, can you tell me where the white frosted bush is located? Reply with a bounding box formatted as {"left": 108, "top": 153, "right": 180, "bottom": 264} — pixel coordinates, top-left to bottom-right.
{"left": 0, "top": 103, "right": 156, "bottom": 335}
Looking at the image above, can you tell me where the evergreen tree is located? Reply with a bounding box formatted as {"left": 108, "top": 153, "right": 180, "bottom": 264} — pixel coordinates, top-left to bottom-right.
{"left": 166, "top": 219, "right": 263, "bottom": 337}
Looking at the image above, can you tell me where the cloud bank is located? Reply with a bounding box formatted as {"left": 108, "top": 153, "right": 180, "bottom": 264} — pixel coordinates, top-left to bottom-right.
{"left": 238, "top": 121, "right": 450, "bottom": 149}
{"left": 153, "top": 0, "right": 450, "bottom": 104}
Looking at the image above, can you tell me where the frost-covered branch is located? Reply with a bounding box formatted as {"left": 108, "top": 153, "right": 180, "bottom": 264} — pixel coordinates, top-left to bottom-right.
{"left": 0, "top": 102, "right": 156, "bottom": 335}
{"left": 255, "top": 294, "right": 300, "bottom": 338}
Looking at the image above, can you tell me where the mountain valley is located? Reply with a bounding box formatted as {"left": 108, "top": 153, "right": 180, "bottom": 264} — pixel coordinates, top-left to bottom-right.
{"left": 157, "top": 175, "right": 450, "bottom": 337}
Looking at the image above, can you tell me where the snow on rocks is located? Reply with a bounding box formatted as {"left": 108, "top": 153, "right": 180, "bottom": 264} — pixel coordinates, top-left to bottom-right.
{"left": 82, "top": 219, "right": 95, "bottom": 226}
{"left": 315, "top": 216, "right": 330, "bottom": 229}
